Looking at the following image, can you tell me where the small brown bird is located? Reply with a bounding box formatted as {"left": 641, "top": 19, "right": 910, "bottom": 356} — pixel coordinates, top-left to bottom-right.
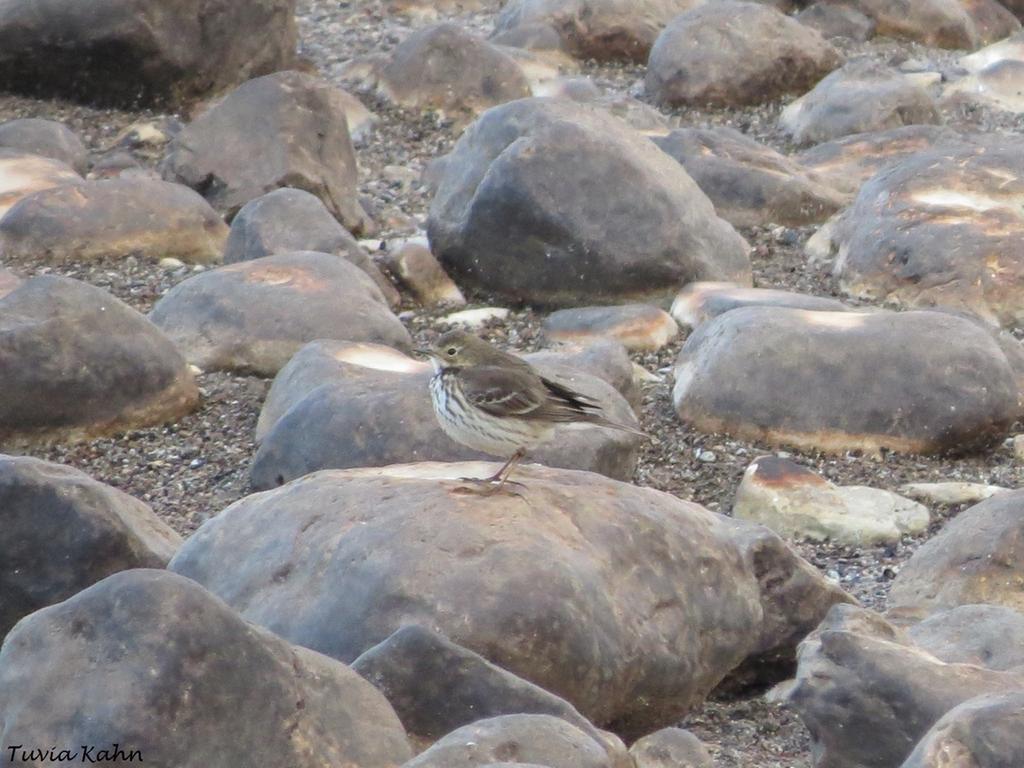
{"left": 421, "top": 329, "right": 644, "bottom": 493}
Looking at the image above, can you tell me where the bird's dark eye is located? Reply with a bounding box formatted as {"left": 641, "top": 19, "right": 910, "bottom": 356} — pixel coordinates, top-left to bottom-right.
{"left": 446, "top": 347, "right": 457, "bottom": 356}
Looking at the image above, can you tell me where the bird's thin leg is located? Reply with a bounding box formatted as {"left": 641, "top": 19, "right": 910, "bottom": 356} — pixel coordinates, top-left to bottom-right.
{"left": 454, "top": 448, "right": 527, "bottom": 496}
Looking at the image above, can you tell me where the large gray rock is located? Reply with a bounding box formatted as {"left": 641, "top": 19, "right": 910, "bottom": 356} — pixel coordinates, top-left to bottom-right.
{"left": 0, "top": 177, "right": 228, "bottom": 265}
{"left": 900, "top": 692, "right": 1024, "bottom": 768}
{"left": 673, "top": 307, "right": 1020, "bottom": 454}
{"left": 671, "top": 282, "right": 849, "bottom": 329}
{"left": 492, "top": 0, "right": 702, "bottom": 62}
{"left": 821, "top": 136, "right": 1024, "bottom": 328}
{"left": 250, "top": 340, "right": 642, "bottom": 486}
{"left": 371, "top": 24, "right": 531, "bottom": 122}
{"left": 0, "top": 0, "right": 297, "bottom": 107}
{"left": 149, "top": 252, "right": 410, "bottom": 376}
{"left": 170, "top": 462, "right": 849, "bottom": 737}
{"left": 0, "top": 455, "right": 180, "bottom": 639}
{"left": 780, "top": 62, "right": 941, "bottom": 146}
{"left": 907, "top": 604, "right": 1024, "bottom": 671}
{"left": 161, "top": 71, "right": 370, "bottom": 234}
{"left": 653, "top": 127, "right": 847, "bottom": 227}
{"left": 402, "top": 715, "right": 611, "bottom": 768}
{"left": 0, "top": 118, "right": 87, "bottom": 174}
{"left": 889, "top": 490, "right": 1024, "bottom": 619}
{"left": 352, "top": 625, "right": 603, "bottom": 744}
{"left": 779, "top": 604, "right": 1024, "bottom": 768}
{"left": 223, "top": 188, "right": 398, "bottom": 305}
{"left": 0, "top": 569, "right": 413, "bottom": 768}
{"left": 0, "top": 276, "right": 199, "bottom": 447}
{"left": 428, "top": 98, "right": 750, "bottom": 307}
{"left": 645, "top": 2, "right": 841, "bottom": 107}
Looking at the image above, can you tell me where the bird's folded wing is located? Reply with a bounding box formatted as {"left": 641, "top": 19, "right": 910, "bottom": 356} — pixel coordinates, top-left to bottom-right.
{"left": 459, "top": 366, "right": 548, "bottom": 418}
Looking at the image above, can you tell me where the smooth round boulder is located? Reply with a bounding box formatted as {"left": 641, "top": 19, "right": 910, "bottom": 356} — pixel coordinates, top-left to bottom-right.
{"left": 645, "top": 2, "right": 841, "bottom": 108}
{"left": 888, "top": 490, "right": 1024, "bottom": 619}
{"left": 377, "top": 241, "right": 466, "bottom": 307}
{"left": 373, "top": 24, "right": 531, "bottom": 122}
{"left": 673, "top": 307, "right": 1020, "bottom": 454}
{"left": 492, "top": 0, "right": 702, "bottom": 62}
{"left": 161, "top": 70, "right": 370, "bottom": 234}
{"left": 223, "top": 188, "right": 398, "bottom": 305}
{"left": 148, "top": 252, "right": 411, "bottom": 376}
{"left": 170, "top": 462, "right": 850, "bottom": 737}
{"left": 427, "top": 98, "right": 750, "bottom": 307}
{"left": 0, "top": 0, "right": 297, "bottom": 107}
{"left": 403, "top": 715, "right": 611, "bottom": 768}
{"left": 0, "top": 569, "right": 413, "bottom": 767}
{"left": 0, "top": 275, "right": 199, "bottom": 447}
{"left": 652, "top": 127, "right": 847, "bottom": 227}
{"left": 825, "top": 136, "right": 1024, "bottom": 327}
{"left": 0, "top": 455, "right": 180, "bottom": 639}
{"left": 0, "top": 118, "right": 88, "bottom": 174}
{"left": 629, "top": 728, "right": 713, "bottom": 768}
{"left": 837, "top": 0, "right": 1019, "bottom": 48}
{"left": 0, "top": 177, "right": 228, "bottom": 265}
{"left": 250, "top": 340, "right": 642, "bottom": 486}
{"left": 796, "top": 3, "right": 876, "bottom": 41}
{"left": 0, "top": 148, "right": 81, "bottom": 219}
{"left": 780, "top": 62, "right": 941, "bottom": 147}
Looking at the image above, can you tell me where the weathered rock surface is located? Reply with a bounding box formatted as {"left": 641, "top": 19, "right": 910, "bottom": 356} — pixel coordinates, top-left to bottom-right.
{"left": 900, "top": 692, "right": 1024, "bottom": 768}
{"left": 653, "top": 127, "right": 847, "bottom": 227}
{"left": 0, "top": 455, "right": 180, "bottom": 639}
{"left": 493, "top": 0, "right": 702, "bottom": 62}
{"left": 0, "top": 276, "right": 199, "bottom": 446}
{"left": 352, "top": 625, "right": 602, "bottom": 743}
{"left": 0, "top": 148, "right": 81, "bottom": 219}
{"left": 161, "top": 71, "right": 371, "bottom": 234}
{"left": 780, "top": 62, "right": 941, "bottom": 146}
{"left": 367, "top": 24, "right": 531, "bottom": 122}
{"left": 0, "top": 569, "right": 413, "bottom": 768}
{"left": 0, "top": 118, "right": 88, "bottom": 174}
{"left": 645, "top": 2, "right": 841, "bottom": 108}
{"left": 223, "top": 188, "right": 397, "bottom": 305}
{"left": 149, "top": 252, "right": 410, "bottom": 376}
{"left": 946, "top": 59, "right": 1024, "bottom": 113}
{"left": 402, "top": 715, "right": 610, "bottom": 768}
{"left": 889, "top": 490, "right": 1024, "bottom": 619}
{"left": 377, "top": 240, "right": 466, "bottom": 307}
{"left": 0, "top": 0, "right": 297, "bottom": 107}
{"left": 907, "top": 604, "right": 1024, "bottom": 670}
{"left": 779, "top": 604, "right": 1024, "bottom": 768}
{"left": 541, "top": 305, "right": 678, "bottom": 351}
{"left": 250, "top": 340, "right": 642, "bottom": 486}
{"left": 671, "top": 282, "right": 849, "bottom": 329}
{"left": 796, "top": 3, "right": 876, "bottom": 41}
{"left": 795, "top": 125, "right": 960, "bottom": 194}
{"left": 0, "top": 177, "right": 228, "bottom": 265}
{"left": 673, "top": 307, "right": 1020, "bottom": 454}
{"left": 838, "top": 0, "right": 1019, "bottom": 48}
{"left": 428, "top": 98, "right": 750, "bottom": 307}
{"left": 629, "top": 728, "right": 713, "bottom": 768}
{"left": 0, "top": 268, "right": 20, "bottom": 298}
{"left": 170, "top": 462, "right": 849, "bottom": 736}
{"left": 898, "top": 481, "right": 1008, "bottom": 506}
{"left": 733, "top": 455, "right": 929, "bottom": 545}
{"left": 822, "top": 137, "right": 1024, "bottom": 327}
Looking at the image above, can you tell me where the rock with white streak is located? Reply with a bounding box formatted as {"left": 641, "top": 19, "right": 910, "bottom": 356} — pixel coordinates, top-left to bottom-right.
{"left": 897, "top": 482, "right": 1009, "bottom": 506}
{"left": 671, "top": 283, "right": 849, "bottom": 329}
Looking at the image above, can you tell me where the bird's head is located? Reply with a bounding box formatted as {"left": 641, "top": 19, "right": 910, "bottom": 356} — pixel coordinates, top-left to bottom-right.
{"left": 419, "top": 330, "right": 505, "bottom": 370}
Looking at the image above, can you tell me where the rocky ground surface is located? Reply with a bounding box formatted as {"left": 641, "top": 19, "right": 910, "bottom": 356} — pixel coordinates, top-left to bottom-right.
{"left": 2, "top": 2, "right": 1024, "bottom": 766}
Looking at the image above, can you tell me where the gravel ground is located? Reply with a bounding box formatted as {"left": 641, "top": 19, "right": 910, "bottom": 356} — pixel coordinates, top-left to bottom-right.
{"left": 2, "top": 2, "right": 1023, "bottom": 764}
